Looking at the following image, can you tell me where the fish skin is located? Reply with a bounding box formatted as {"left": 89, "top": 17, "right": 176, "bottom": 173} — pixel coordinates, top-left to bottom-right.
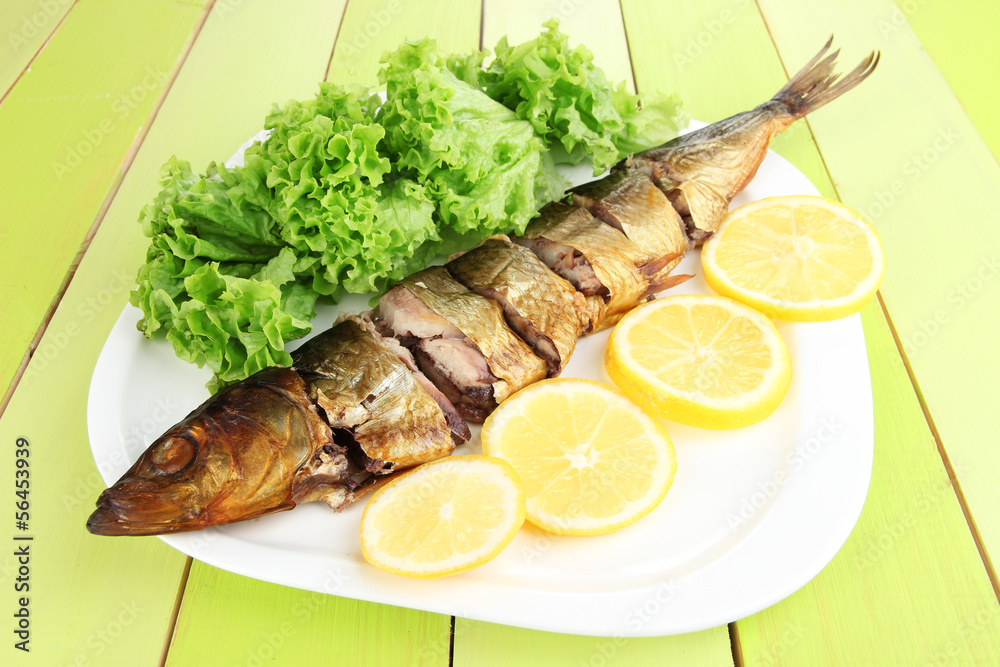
{"left": 292, "top": 317, "right": 459, "bottom": 474}
{"left": 516, "top": 201, "right": 656, "bottom": 332}
{"left": 570, "top": 172, "right": 688, "bottom": 281}
{"left": 88, "top": 39, "right": 877, "bottom": 537}
{"left": 625, "top": 38, "right": 879, "bottom": 243}
{"left": 446, "top": 235, "right": 589, "bottom": 376}
{"left": 87, "top": 367, "right": 339, "bottom": 536}
{"left": 396, "top": 266, "right": 547, "bottom": 410}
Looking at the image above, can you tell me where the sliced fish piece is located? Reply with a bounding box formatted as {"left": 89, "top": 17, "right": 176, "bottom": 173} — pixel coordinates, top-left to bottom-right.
{"left": 377, "top": 267, "right": 547, "bottom": 422}
{"left": 447, "top": 235, "right": 589, "bottom": 376}
{"left": 570, "top": 171, "right": 688, "bottom": 281}
{"left": 292, "top": 316, "right": 461, "bottom": 474}
{"left": 514, "top": 202, "right": 685, "bottom": 331}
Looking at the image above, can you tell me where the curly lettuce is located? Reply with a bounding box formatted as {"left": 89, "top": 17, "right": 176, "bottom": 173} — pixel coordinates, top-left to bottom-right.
{"left": 461, "top": 20, "right": 686, "bottom": 174}
{"left": 132, "top": 26, "right": 685, "bottom": 389}
{"left": 378, "top": 40, "right": 566, "bottom": 245}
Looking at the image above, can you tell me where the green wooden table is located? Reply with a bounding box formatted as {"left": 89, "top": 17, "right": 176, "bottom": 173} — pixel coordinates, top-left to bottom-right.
{"left": 2, "top": 0, "right": 999, "bottom": 664}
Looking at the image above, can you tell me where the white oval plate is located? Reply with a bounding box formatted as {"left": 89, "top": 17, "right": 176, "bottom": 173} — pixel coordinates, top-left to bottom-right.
{"left": 88, "top": 130, "right": 873, "bottom": 637}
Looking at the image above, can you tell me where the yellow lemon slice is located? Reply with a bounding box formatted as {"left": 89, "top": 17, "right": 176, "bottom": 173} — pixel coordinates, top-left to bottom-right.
{"left": 481, "top": 378, "right": 676, "bottom": 536}
{"left": 360, "top": 456, "right": 525, "bottom": 577}
{"left": 605, "top": 294, "right": 792, "bottom": 429}
{"left": 701, "top": 195, "right": 886, "bottom": 320}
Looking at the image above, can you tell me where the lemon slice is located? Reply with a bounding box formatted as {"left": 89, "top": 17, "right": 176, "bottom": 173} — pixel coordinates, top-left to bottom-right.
{"left": 701, "top": 195, "right": 885, "bottom": 320}
{"left": 360, "top": 456, "right": 525, "bottom": 577}
{"left": 605, "top": 294, "right": 792, "bottom": 429}
{"left": 481, "top": 378, "right": 676, "bottom": 536}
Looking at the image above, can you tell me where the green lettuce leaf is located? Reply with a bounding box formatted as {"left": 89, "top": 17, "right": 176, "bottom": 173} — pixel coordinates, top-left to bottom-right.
{"left": 475, "top": 20, "right": 686, "bottom": 174}
{"left": 378, "top": 40, "right": 566, "bottom": 243}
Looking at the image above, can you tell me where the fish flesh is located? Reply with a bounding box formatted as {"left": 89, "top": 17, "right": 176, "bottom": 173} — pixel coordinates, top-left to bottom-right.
{"left": 513, "top": 201, "right": 689, "bottom": 332}
{"left": 88, "top": 40, "right": 876, "bottom": 536}
{"left": 446, "top": 235, "right": 590, "bottom": 376}
{"left": 376, "top": 266, "right": 547, "bottom": 423}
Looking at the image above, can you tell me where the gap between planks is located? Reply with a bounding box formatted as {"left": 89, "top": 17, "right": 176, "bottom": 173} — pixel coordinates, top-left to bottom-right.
{"left": 728, "top": 621, "right": 745, "bottom": 667}
{"left": 323, "top": 0, "right": 351, "bottom": 81}
{"left": 159, "top": 557, "right": 194, "bottom": 667}
{"left": 752, "top": 0, "right": 1000, "bottom": 607}
{"left": 0, "top": 0, "right": 218, "bottom": 423}
{"left": 0, "top": 0, "right": 82, "bottom": 105}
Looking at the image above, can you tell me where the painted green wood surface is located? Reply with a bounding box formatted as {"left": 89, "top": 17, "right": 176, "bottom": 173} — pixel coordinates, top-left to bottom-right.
{"left": 620, "top": 0, "right": 834, "bottom": 202}
{"left": 758, "top": 0, "right": 1000, "bottom": 603}
{"left": 153, "top": 0, "right": 478, "bottom": 662}
{"left": 454, "top": 4, "right": 736, "bottom": 664}
{"left": 623, "top": 0, "right": 1000, "bottom": 663}
{"left": 480, "top": 0, "right": 634, "bottom": 92}
{"left": 0, "top": 0, "right": 209, "bottom": 400}
{"left": 166, "top": 565, "right": 452, "bottom": 667}
{"left": 735, "top": 301, "right": 1000, "bottom": 664}
{"left": 895, "top": 0, "right": 1000, "bottom": 162}
{"left": 0, "top": 1, "right": 995, "bottom": 665}
{"left": 325, "top": 0, "right": 481, "bottom": 86}
{"left": 0, "top": 0, "right": 76, "bottom": 95}
{"left": 454, "top": 619, "right": 733, "bottom": 667}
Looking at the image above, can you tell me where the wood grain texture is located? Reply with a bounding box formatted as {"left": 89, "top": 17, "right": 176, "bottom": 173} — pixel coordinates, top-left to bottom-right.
{"left": 894, "top": 0, "right": 1000, "bottom": 162}
{"left": 737, "top": 301, "right": 1000, "bottom": 665}
{"left": 326, "top": 0, "right": 481, "bottom": 85}
{"left": 0, "top": 0, "right": 76, "bottom": 95}
{"left": 451, "top": 3, "right": 735, "bottom": 663}
{"left": 454, "top": 619, "right": 734, "bottom": 667}
{"left": 0, "top": 0, "right": 209, "bottom": 399}
{"left": 480, "top": 0, "right": 634, "bottom": 91}
{"left": 0, "top": 1, "right": 359, "bottom": 665}
{"left": 166, "top": 565, "right": 452, "bottom": 667}
{"left": 620, "top": 0, "right": 834, "bottom": 200}
{"left": 758, "top": 0, "right": 1000, "bottom": 603}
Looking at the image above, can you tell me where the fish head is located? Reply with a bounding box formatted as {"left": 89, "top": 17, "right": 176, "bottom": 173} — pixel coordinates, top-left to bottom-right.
{"left": 87, "top": 422, "right": 233, "bottom": 536}
{"left": 87, "top": 368, "right": 331, "bottom": 536}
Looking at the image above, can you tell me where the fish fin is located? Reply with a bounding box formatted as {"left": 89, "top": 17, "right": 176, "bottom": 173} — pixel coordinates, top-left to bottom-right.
{"left": 674, "top": 178, "right": 732, "bottom": 236}
{"left": 647, "top": 273, "right": 694, "bottom": 296}
{"left": 773, "top": 37, "right": 880, "bottom": 120}
{"left": 638, "top": 251, "right": 684, "bottom": 280}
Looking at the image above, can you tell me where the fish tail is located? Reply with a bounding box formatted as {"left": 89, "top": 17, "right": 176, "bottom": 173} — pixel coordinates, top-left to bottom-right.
{"left": 771, "top": 36, "right": 879, "bottom": 120}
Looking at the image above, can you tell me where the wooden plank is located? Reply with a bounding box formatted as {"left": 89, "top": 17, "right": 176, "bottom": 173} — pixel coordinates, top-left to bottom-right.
{"left": 166, "top": 566, "right": 452, "bottom": 667}
{"left": 158, "top": 0, "right": 482, "bottom": 662}
{"left": 894, "top": 0, "right": 1000, "bottom": 162}
{"left": 620, "top": 0, "right": 834, "bottom": 200}
{"left": 0, "top": 0, "right": 76, "bottom": 95}
{"left": 757, "top": 0, "right": 1000, "bottom": 604}
{"left": 454, "top": 620, "right": 734, "bottom": 667}
{"left": 451, "top": 3, "right": 735, "bottom": 663}
{"left": 623, "top": 0, "right": 1000, "bottom": 662}
{"left": 326, "top": 0, "right": 481, "bottom": 86}
{"left": 0, "top": 1, "right": 365, "bottom": 665}
{"left": 736, "top": 301, "right": 1000, "bottom": 665}
{"left": 480, "top": 0, "right": 634, "bottom": 91}
{"left": 0, "top": 0, "right": 210, "bottom": 399}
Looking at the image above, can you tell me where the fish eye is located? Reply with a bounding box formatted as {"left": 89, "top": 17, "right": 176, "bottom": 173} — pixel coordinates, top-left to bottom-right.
{"left": 149, "top": 437, "right": 196, "bottom": 474}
